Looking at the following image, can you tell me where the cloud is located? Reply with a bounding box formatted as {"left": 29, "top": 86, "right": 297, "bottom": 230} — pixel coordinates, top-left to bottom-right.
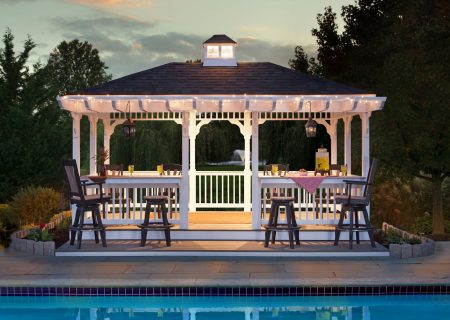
{"left": 51, "top": 15, "right": 316, "bottom": 78}
{"left": 51, "top": 15, "right": 155, "bottom": 36}
{"left": 1, "top": 0, "right": 35, "bottom": 4}
{"left": 70, "top": 0, "right": 153, "bottom": 8}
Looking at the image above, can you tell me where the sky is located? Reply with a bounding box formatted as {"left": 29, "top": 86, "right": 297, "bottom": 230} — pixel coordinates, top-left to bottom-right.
{"left": 0, "top": 0, "right": 353, "bottom": 78}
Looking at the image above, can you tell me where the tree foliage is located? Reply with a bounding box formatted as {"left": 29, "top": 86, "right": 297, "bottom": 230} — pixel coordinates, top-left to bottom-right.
{"left": 288, "top": 46, "right": 310, "bottom": 73}
{"left": 309, "top": 0, "right": 450, "bottom": 234}
{"left": 46, "top": 39, "right": 112, "bottom": 95}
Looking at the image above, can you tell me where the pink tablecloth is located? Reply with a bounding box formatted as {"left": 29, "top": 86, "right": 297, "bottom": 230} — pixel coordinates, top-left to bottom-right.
{"left": 290, "top": 176, "right": 325, "bottom": 193}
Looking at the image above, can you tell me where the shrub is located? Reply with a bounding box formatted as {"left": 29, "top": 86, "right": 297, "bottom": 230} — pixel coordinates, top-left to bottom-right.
{"left": 9, "top": 186, "right": 61, "bottom": 226}
{"left": 385, "top": 229, "right": 421, "bottom": 245}
{"left": 25, "top": 226, "right": 53, "bottom": 242}
{"left": 0, "top": 204, "right": 19, "bottom": 247}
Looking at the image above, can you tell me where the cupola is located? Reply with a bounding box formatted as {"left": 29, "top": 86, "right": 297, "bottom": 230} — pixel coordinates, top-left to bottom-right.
{"left": 202, "top": 34, "right": 237, "bottom": 67}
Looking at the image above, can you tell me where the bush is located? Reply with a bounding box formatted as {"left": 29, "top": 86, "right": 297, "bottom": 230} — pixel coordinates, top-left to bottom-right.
{"left": 9, "top": 186, "right": 61, "bottom": 226}
{"left": 25, "top": 227, "right": 53, "bottom": 242}
{"left": 385, "top": 229, "right": 421, "bottom": 245}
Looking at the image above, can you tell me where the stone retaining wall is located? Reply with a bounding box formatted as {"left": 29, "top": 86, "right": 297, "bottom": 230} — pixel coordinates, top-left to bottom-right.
{"left": 382, "top": 222, "right": 435, "bottom": 259}
{"left": 9, "top": 211, "right": 70, "bottom": 256}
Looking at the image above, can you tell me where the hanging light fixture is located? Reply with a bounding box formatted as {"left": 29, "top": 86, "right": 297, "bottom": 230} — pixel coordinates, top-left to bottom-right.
{"left": 122, "top": 101, "right": 136, "bottom": 138}
{"left": 305, "top": 101, "right": 317, "bottom": 138}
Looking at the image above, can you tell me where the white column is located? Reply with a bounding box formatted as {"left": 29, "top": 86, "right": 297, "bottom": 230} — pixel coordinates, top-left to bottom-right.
{"left": 103, "top": 119, "right": 113, "bottom": 164}
{"left": 251, "top": 112, "right": 261, "bottom": 229}
{"left": 329, "top": 119, "right": 338, "bottom": 164}
{"left": 180, "top": 112, "right": 190, "bottom": 229}
{"left": 344, "top": 116, "right": 353, "bottom": 174}
{"left": 89, "top": 115, "right": 98, "bottom": 175}
{"left": 243, "top": 112, "right": 252, "bottom": 212}
{"left": 361, "top": 112, "right": 371, "bottom": 176}
{"left": 71, "top": 112, "right": 82, "bottom": 171}
{"left": 188, "top": 111, "right": 197, "bottom": 212}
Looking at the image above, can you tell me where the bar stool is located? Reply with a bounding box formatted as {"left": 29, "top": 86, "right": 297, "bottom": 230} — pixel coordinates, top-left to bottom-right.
{"left": 334, "top": 159, "right": 378, "bottom": 249}
{"left": 335, "top": 203, "right": 375, "bottom": 249}
{"left": 264, "top": 196, "right": 300, "bottom": 249}
{"left": 138, "top": 195, "right": 173, "bottom": 247}
{"left": 70, "top": 204, "right": 107, "bottom": 249}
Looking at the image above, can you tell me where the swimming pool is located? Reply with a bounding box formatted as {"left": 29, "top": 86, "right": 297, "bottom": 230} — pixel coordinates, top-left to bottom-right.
{"left": 1, "top": 295, "right": 450, "bottom": 319}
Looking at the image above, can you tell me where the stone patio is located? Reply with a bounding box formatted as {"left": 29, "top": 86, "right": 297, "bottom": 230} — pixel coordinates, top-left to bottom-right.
{"left": 0, "top": 242, "right": 449, "bottom": 287}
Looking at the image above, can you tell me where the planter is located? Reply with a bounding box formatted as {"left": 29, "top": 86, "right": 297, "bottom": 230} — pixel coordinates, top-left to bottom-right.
{"left": 9, "top": 211, "right": 70, "bottom": 257}
{"left": 382, "top": 222, "right": 435, "bottom": 259}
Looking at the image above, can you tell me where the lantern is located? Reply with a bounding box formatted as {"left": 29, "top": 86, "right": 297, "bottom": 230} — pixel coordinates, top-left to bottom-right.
{"left": 305, "top": 101, "right": 317, "bottom": 138}
{"left": 122, "top": 101, "right": 136, "bottom": 138}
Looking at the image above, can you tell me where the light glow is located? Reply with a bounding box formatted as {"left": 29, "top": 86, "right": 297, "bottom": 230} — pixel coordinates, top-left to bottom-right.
{"left": 221, "top": 45, "right": 233, "bottom": 58}
{"left": 206, "top": 46, "right": 219, "bottom": 58}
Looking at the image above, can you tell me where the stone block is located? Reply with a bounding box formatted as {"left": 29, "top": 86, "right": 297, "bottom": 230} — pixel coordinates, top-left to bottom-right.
{"left": 390, "top": 244, "right": 402, "bottom": 259}
{"left": 43, "top": 241, "right": 55, "bottom": 256}
{"left": 412, "top": 244, "right": 423, "bottom": 258}
{"left": 25, "top": 240, "right": 34, "bottom": 254}
{"left": 34, "top": 241, "right": 44, "bottom": 256}
{"left": 15, "top": 239, "right": 24, "bottom": 252}
{"left": 401, "top": 244, "right": 412, "bottom": 259}
{"left": 429, "top": 241, "right": 435, "bottom": 254}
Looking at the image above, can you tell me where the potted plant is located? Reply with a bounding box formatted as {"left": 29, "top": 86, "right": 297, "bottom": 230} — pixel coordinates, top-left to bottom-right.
{"left": 93, "top": 148, "right": 110, "bottom": 176}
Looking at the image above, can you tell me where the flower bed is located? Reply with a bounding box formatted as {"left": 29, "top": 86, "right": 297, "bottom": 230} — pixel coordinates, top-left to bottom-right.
{"left": 9, "top": 211, "right": 71, "bottom": 256}
{"left": 381, "top": 222, "right": 435, "bottom": 259}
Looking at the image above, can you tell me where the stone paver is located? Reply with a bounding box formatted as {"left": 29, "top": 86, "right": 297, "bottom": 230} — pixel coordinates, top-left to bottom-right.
{"left": 0, "top": 242, "right": 450, "bottom": 287}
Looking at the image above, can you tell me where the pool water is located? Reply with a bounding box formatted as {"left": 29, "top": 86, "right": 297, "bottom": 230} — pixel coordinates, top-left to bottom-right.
{"left": 1, "top": 295, "right": 450, "bottom": 319}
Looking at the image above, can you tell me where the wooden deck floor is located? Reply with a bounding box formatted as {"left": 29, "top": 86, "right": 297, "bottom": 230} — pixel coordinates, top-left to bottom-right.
{"left": 56, "top": 240, "right": 388, "bottom": 257}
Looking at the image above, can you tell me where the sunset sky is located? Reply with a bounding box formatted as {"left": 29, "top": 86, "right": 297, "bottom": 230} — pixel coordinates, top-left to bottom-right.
{"left": 1, "top": 0, "right": 352, "bottom": 78}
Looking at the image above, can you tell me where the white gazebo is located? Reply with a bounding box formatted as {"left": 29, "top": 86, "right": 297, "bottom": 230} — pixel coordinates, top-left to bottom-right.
{"left": 58, "top": 35, "right": 386, "bottom": 242}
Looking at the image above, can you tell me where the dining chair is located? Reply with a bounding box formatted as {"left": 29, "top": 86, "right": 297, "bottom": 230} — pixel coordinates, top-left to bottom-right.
{"left": 63, "top": 159, "right": 110, "bottom": 249}
{"left": 161, "top": 163, "right": 182, "bottom": 218}
{"left": 334, "top": 158, "right": 377, "bottom": 249}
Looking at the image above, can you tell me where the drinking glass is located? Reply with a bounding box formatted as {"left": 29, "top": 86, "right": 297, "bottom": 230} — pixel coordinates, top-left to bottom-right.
{"left": 157, "top": 164, "right": 163, "bottom": 175}
{"left": 341, "top": 165, "right": 347, "bottom": 176}
{"left": 271, "top": 164, "right": 279, "bottom": 176}
{"left": 128, "top": 165, "right": 134, "bottom": 175}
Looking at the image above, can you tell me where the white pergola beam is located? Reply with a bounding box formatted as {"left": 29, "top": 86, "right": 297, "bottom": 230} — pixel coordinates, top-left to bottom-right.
{"left": 251, "top": 112, "right": 260, "bottom": 229}
{"left": 57, "top": 95, "right": 385, "bottom": 114}
{"left": 88, "top": 116, "right": 98, "bottom": 175}
{"left": 71, "top": 112, "right": 82, "bottom": 171}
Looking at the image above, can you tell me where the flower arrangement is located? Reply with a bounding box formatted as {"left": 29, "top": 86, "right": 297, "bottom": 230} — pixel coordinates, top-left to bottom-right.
{"left": 25, "top": 221, "right": 53, "bottom": 242}
{"left": 93, "top": 148, "right": 110, "bottom": 165}
{"left": 93, "top": 148, "right": 110, "bottom": 176}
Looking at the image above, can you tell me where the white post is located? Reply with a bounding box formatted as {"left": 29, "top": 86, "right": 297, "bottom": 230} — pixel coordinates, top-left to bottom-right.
{"left": 89, "top": 116, "right": 98, "bottom": 175}
{"left": 180, "top": 112, "right": 190, "bottom": 229}
{"left": 329, "top": 118, "right": 338, "bottom": 164}
{"left": 344, "top": 116, "right": 353, "bottom": 174}
{"left": 361, "top": 112, "right": 371, "bottom": 177}
{"left": 71, "top": 112, "right": 82, "bottom": 171}
{"left": 103, "top": 119, "right": 113, "bottom": 165}
{"left": 242, "top": 112, "right": 252, "bottom": 212}
{"left": 188, "top": 111, "right": 197, "bottom": 212}
{"left": 251, "top": 112, "right": 261, "bottom": 229}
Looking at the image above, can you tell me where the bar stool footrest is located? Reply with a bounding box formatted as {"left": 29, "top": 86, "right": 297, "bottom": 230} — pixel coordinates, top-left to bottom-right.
{"left": 263, "top": 224, "right": 301, "bottom": 231}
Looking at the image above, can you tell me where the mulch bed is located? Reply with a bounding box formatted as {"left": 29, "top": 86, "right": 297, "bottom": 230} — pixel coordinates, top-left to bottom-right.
{"left": 49, "top": 225, "right": 70, "bottom": 248}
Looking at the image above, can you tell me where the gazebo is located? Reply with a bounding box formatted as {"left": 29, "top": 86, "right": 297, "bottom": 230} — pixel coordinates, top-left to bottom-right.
{"left": 57, "top": 35, "right": 386, "bottom": 242}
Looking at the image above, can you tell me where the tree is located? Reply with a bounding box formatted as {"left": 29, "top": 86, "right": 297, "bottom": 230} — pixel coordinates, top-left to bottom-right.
{"left": 309, "top": 0, "right": 450, "bottom": 234}
{"left": 46, "top": 39, "right": 113, "bottom": 173}
{"left": 46, "top": 39, "right": 112, "bottom": 95}
{"left": 288, "top": 46, "right": 310, "bottom": 73}
{"left": 0, "top": 29, "right": 69, "bottom": 200}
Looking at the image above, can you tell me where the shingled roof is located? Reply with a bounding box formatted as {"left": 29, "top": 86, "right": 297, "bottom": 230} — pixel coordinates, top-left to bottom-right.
{"left": 73, "top": 62, "right": 370, "bottom": 96}
{"left": 203, "top": 34, "right": 237, "bottom": 44}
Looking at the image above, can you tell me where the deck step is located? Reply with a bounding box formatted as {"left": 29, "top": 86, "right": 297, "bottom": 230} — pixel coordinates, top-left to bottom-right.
{"left": 56, "top": 240, "right": 388, "bottom": 257}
